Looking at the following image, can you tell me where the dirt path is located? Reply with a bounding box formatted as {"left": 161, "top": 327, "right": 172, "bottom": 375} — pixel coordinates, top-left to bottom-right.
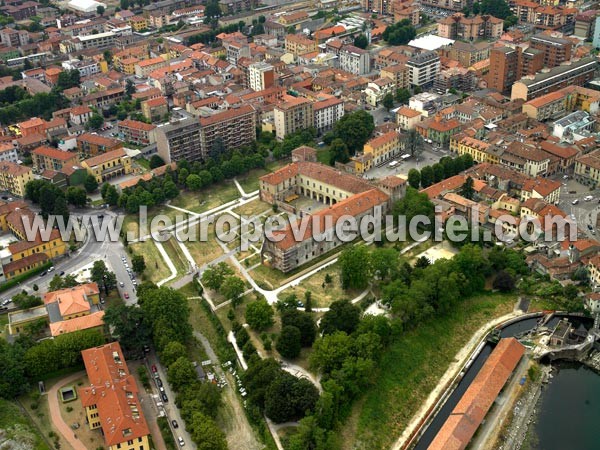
{"left": 194, "top": 331, "right": 263, "bottom": 450}
{"left": 391, "top": 310, "right": 525, "bottom": 450}
{"left": 47, "top": 371, "right": 87, "bottom": 450}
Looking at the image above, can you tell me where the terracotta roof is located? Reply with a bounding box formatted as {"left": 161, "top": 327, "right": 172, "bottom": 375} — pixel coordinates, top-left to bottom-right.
{"left": 522, "top": 177, "right": 561, "bottom": 197}
{"left": 0, "top": 200, "right": 27, "bottom": 216}
{"left": 118, "top": 118, "right": 156, "bottom": 132}
{"left": 71, "top": 105, "right": 92, "bottom": 116}
{"left": 378, "top": 176, "right": 406, "bottom": 188}
{"left": 397, "top": 106, "right": 421, "bottom": 118}
{"left": 33, "top": 146, "right": 78, "bottom": 161}
{"left": 83, "top": 148, "right": 127, "bottom": 168}
{"left": 422, "top": 174, "right": 467, "bottom": 199}
{"left": 429, "top": 338, "right": 525, "bottom": 450}
{"left": 525, "top": 90, "right": 566, "bottom": 108}
{"left": 19, "top": 117, "right": 45, "bottom": 129}
{"left": 43, "top": 282, "right": 99, "bottom": 316}
{"left": 78, "top": 133, "right": 122, "bottom": 148}
{"left": 272, "top": 188, "right": 389, "bottom": 250}
{"left": 136, "top": 56, "right": 166, "bottom": 68}
{"left": 199, "top": 104, "right": 254, "bottom": 126}
{"left": 0, "top": 161, "right": 32, "bottom": 177}
{"left": 366, "top": 131, "right": 399, "bottom": 149}
{"left": 50, "top": 311, "right": 104, "bottom": 336}
{"left": 3, "top": 252, "right": 48, "bottom": 275}
{"left": 79, "top": 342, "right": 149, "bottom": 447}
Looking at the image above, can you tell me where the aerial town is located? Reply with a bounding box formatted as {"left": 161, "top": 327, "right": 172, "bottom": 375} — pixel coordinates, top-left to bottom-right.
{"left": 1, "top": 0, "right": 600, "bottom": 448}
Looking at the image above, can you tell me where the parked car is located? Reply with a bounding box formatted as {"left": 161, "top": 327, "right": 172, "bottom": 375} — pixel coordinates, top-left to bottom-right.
{"left": 178, "top": 437, "right": 185, "bottom": 447}
{"left": 156, "top": 377, "right": 163, "bottom": 387}
{"left": 151, "top": 365, "right": 157, "bottom": 373}
{"left": 124, "top": 292, "right": 129, "bottom": 299}
{"left": 48, "top": 266, "right": 54, "bottom": 272}
{"left": 119, "top": 281, "right": 125, "bottom": 287}
{"left": 585, "top": 195, "right": 594, "bottom": 202}
{"left": 572, "top": 199, "right": 579, "bottom": 205}
{"left": 161, "top": 393, "right": 168, "bottom": 402}
{"left": 172, "top": 420, "right": 179, "bottom": 429}
{"left": 59, "top": 271, "right": 65, "bottom": 276}
{"left": 40, "top": 271, "right": 47, "bottom": 277}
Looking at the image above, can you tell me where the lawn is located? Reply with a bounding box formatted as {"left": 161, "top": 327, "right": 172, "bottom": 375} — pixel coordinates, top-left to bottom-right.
{"left": 0, "top": 312, "right": 7, "bottom": 340}
{"left": 236, "top": 161, "right": 287, "bottom": 193}
{"left": 232, "top": 198, "right": 272, "bottom": 217}
{"left": 0, "top": 398, "right": 50, "bottom": 450}
{"left": 283, "top": 260, "right": 361, "bottom": 308}
{"left": 248, "top": 264, "right": 289, "bottom": 290}
{"left": 316, "top": 147, "right": 331, "bottom": 165}
{"left": 341, "top": 292, "right": 517, "bottom": 450}
{"left": 123, "top": 206, "right": 184, "bottom": 240}
{"left": 170, "top": 183, "right": 240, "bottom": 214}
{"left": 129, "top": 240, "right": 171, "bottom": 284}
{"left": 185, "top": 223, "right": 224, "bottom": 268}
{"left": 162, "top": 238, "right": 190, "bottom": 276}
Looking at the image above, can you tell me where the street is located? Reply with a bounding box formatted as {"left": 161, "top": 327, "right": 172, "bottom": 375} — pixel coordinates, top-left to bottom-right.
{"left": 363, "top": 141, "right": 447, "bottom": 180}
{"left": 553, "top": 176, "right": 599, "bottom": 239}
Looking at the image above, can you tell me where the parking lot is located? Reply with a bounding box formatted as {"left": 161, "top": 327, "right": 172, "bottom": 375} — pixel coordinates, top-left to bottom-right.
{"left": 363, "top": 143, "right": 448, "bottom": 180}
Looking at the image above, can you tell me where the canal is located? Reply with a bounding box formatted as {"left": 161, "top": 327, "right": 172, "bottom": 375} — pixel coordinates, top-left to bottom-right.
{"left": 413, "top": 315, "right": 592, "bottom": 450}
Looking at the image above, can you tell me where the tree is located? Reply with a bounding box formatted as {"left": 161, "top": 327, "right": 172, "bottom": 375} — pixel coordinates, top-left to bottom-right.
{"left": 160, "top": 341, "right": 187, "bottom": 367}
{"left": 12, "top": 292, "right": 42, "bottom": 309}
{"left": 168, "top": 357, "right": 197, "bottom": 391}
{"left": 201, "top": 262, "right": 234, "bottom": 290}
{"left": 460, "top": 176, "right": 475, "bottom": 200}
{"left": 102, "top": 183, "right": 119, "bottom": 206}
{"left": 86, "top": 113, "right": 104, "bottom": 131}
{"left": 188, "top": 413, "right": 227, "bottom": 450}
{"left": 66, "top": 186, "right": 87, "bottom": 207}
{"left": 132, "top": 254, "right": 146, "bottom": 274}
{"left": 103, "top": 304, "right": 151, "bottom": 355}
{"left": 287, "top": 416, "right": 330, "bottom": 450}
{"left": 309, "top": 331, "right": 353, "bottom": 374}
{"left": 149, "top": 154, "right": 165, "bottom": 169}
{"left": 56, "top": 70, "right": 80, "bottom": 91}
{"left": 403, "top": 128, "right": 424, "bottom": 159}
{"left": 333, "top": 110, "right": 375, "bottom": 155}
{"left": 382, "top": 93, "right": 394, "bottom": 111}
{"left": 392, "top": 187, "right": 435, "bottom": 227}
{"left": 245, "top": 298, "right": 274, "bottom": 331}
{"left": 328, "top": 138, "right": 350, "bottom": 165}
{"left": 221, "top": 276, "right": 245, "bottom": 306}
{"left": 304, "top": 291, "right": 312, "bottom": 312}
{"left": 420, "top": 166, "right": 434, "bottom": 188}
{"left": 186, "top": 174, "right": 203, "bottom": 191}
{"left": 125, "top": 78, "right": 135, "bottom": 97}
{"left": 407, "top": 168, "right": 420, "bottom": 188}
{"left": 90, "top": 260, "right": 117, "bottom": 295}
{"left": 84, "top": 174, "right": 99, "bottom": 193}
{"left": 0, "top": 340, "right": 28, "bottom": 398}
{"left": 493, "top": 270, "right": 515, "bottom": 292}
{"left": 320, "top": 300, "right": 360, "bottom": 335}
{"left": 382, "top": 19, "right": 417, "bottom": 45}
{"left": 395, "top": 88, "right": 411, "bottom": 104}
{"left": 120, "top": 0, "right": 129, "bottom": 9}
{"left": 432, "top": 163, "right": 445, "bottom": 183}
{"left": 353, "top": 33, "right": 368, "bottom": 49}
{"left": 339, "top": 246, "right": 371, "bottom": 290}
{"left": 53, "top": 196, "right": 70, "bottom": 222}
{"left": 96, "top": 4, "right": 104, "bottom": 15}
{"left": 103, "top": 50, "right": 112, "bottom": 65}
{"left": 276, "top": 325, "right": 302, "bottom": 359}
{"left": 264, "top": 372, "right": 319, "bottom": 423}
{"left": 281, "top": 310, "right": 316, "bottom": 347}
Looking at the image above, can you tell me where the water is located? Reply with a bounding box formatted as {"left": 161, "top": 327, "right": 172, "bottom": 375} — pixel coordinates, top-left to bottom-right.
{"left": 530, "top": 363, "right": 600, "bottom": 450}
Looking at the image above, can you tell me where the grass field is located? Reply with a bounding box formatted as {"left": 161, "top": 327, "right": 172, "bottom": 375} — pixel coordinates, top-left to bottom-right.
{"left": 232, "top": 198, "right": 272, "bottom": 217}
{"left": 341, "top": 292, "right": 517, "bottom": 450}
{"left": 185, "top": 223, "right": 224, "bottom": 268}
{"left": 0, "top": 312, "right": 8, "bottom": 340}
{"left": 170, "top": 183, "right": 240, "bottom": 214}
{"left": 282, "top": 261, "right": 360, "bottom": 308}
{"left": 248, "top": 264, "right": 289, "bottom": 290}
{"left": 236, "top": 161, "right": 287, "bottom": 193}
{"left": 162, "top": 238, "right": 190, "bottom": 276}
{"left": 130, "top": 240, "right": 170, "bottom": 284}
{"left": 0, "top": 398, "right": 50, "bottom": 450}
{"left": 123, "top": 206, "right": 183, "bottom": 239}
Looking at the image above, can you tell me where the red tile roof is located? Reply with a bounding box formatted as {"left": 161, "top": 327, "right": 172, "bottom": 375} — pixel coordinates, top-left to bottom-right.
{"left": 33, "top": 146, "right": 78, "bottom": 161}
{"left": 82, "top": 148, "right": 127, "bottom": 168}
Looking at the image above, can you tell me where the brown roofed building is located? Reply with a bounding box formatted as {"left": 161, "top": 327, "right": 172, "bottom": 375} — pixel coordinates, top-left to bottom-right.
{"left": 32, "top": 146, "right": 80, "bottom": 172}
{"left": 79, "top": 342, "right": 151, "bottom": 450}
{"left": 77, "top": 133, "right": 123, "bottom": 157}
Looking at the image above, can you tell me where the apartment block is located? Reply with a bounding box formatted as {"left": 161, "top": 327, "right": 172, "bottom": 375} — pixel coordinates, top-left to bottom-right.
{"left": 406, "top": 51, "right": 440, "bottom": 88}
{"left": 0, "top": 143, "right": 18, "bottom": 164}
{"left": 575, "top": 149, "right": 600, "bottom": 187}
{"left": 285, "top": 34, "right": 317, "bottom": 58}
{"left": 32, "top": 146, "right": 79, "bottom": 172}
{"left": 438, "top": 13, "right": 504, "bottom": 40}
{"left": 396, "top": 106, "right": 422, "bottom": 130}
{"left": 248, "top": 62, "right": 275, "bottom": 92}
{"left": 530, "top": 33, "right": 572, "bottom": 68}
{"left": 274, "top": 97, "right": 314, "bottom": 140}
{"left": 313, "top": 97, "right": 344, "bottom": 134}
{"left": 118, "top": 119, "right": 157, "bottom": 146}
{"left": 135, "top": 56, "right": 168, "bottom": 78}
{"left": 79, "top": 342, "right": 150, "bottom": 450}
{"left": 77, "top": 133, "right": 123, "bottom": 157}
{"left": 486, "top": 46, "right": 544, "bottom": 94}
{"left": 81, "top": 149, "right": 132, "bottom": 184}
{"left": 381, "top": 63, "right": 409, "bottom": 90}
{"left": 363, "top": 131, "right": 402, "bottom": 166}
{"left": 199, "top": 105, "right": 256, "bottom": 157}
{"left": 76, "top": 31, "right": 116, "bottom": 50}
{"left": 339, "top": 45, "right": 371, "bottom": 76}
{"left": 0, "top": 162, "right": 33, "bottom": 197}
{"left": 156, "top": 117, "right": 203, "bottom": 164}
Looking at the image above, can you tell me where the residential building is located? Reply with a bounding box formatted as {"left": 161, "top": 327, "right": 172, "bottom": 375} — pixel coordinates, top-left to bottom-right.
{"left": 574, "top": 10, "right": 597, "bottom": 40}
{"left": 135, "top": 56, "right": 168, "bottom": 78}
{"left": 363, "top": 131, "right": 402, "bottom": 166}
{"left": 511, "top": 57, "right": 597, "bottom": 101}
{"left": 274, "top": 97, "right": 314, "bottom": 140}
{"left": 450, "top": 134, "right": 499, "bottom": 164}
{"left": 575, "top": 149, "right": 600, "bottom": 187}
{"left": 76, "top": 31, "right": 117, "bottom": 50}
{"left": 62, "top": 59, "right": 101, "bottom": 78}
{"left": 224, "top": 40, "right": 251, "bottom": 65}
{"left": 118, "top": 119, "right": 157, "bottom": 146}
{"left": 32, "top": 146, "right": 80, "bottom": 172}
{"left": 19, "top": 117, "right": 45, "bottom": 138}
{"left": 487, "top": 46, "right": 518, "bottom": 94}
{"left": 285, "top": 34, "right": 317, "bottom": 58}
{"left": 248, "top": 62, "right": 275, "bottom": 92}
{"left": 530, "top": 33, "right": 572, "bottom": 68}
{"left": 0, "top": 162, "right": 33, "bottom": 197}
{"left": 141, "top": 96, "right": 169, "bottom": 122}
{"left": 364, "top": 77, "right": 395, "bottom": 107}
{"left": 43, "top": 283, "right": 104, "bottom": 337}
{"left": 361, "top": 0, "right": 393, "bottom": 14}
{"left": 522, "top": 90, "right": 568, "bottom": 121}
{"left": 69, "top": 106, "right": 94, "bottom": 126}
{"left": 80, "top": 88, "right": 125, "bottom": 109}
{"left": 199, "top": 105, "right": 256, "bottom": 157}
{"left": 77, "top": 133, "right": 123, "bottom": 157}
{"left": 396, "top": 106, "right": 422, "bottom": 130}
{"left": 339, "top": 45, "right": 371, "bottom": 76}
{"left": 81, "top": 149, "right": 132, "bottom": 183}
{"left": 381, "top": 63, "right": 409, "bottom": 90}
{"left": 438, "top": 13, "right": 504, "bottom": 40}
{"left": 0, "top": 143, "right": 18, "bottom": 163}
{"left": 79, "top": 342, "right": 150, "bottom": 450}
{"left": 313, "top": 97, "right": 344, "bottom": 134}
{"left": 406, "top": 51, "right": 440, "bottom": 88}
{"left": 155, "top": 117, "right": 203, "bottom": 164}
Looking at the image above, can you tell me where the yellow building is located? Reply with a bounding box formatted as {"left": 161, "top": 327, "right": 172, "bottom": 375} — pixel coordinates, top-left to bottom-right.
{"left": 450, "top": 134, "right": 500, "bottom": 164}
{"left": 381, "top": 64, "right": 409, "bottom": 90}
{"left": 128, "top": 16, "right": 148, "bottom": 32}
{"left": 575, "top": 149, "right": 600, "bottom": 187}
{"left": 363, "top": 131, "right": 402, "bottom": 166}
{"left": 81, "top": 149, "right": 132, "bottom": 183}
{"left": 79, "top": 342, "right": 151, "bottom": 450}
{"left": 284, "top": 34, "right": 317, "bottom": 58}
{"left": 7, "top": 305, "right": 49, "bottom": 335}
{"left": 0, "top": 162, "right": 33, "bottom": 197}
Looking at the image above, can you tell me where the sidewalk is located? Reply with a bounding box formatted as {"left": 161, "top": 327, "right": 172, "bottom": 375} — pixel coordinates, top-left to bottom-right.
{"left": 47, "top": 371, "right": 87, "bottom": 450}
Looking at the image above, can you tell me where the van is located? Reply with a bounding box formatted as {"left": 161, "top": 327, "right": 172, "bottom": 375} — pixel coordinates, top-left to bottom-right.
{"left": 584, "top": 195, "right": 593, "bottom": 202}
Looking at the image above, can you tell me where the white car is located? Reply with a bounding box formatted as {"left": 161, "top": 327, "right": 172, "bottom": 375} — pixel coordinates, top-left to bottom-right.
{"left": 584, "top": 195, "right": 594, "bottom": 202}
{"left": 119, "top": 281, "right": 125, "bottom": 287}
{"left": 178, "top": 437, "right": 185, "bottom": 447}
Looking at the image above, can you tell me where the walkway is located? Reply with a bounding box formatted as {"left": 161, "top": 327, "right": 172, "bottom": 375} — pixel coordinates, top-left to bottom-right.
{"left": 155, "top": 240, "right": 178, "bottom": 286}
{"left": 47, "top": 371, "right": 88, "bottom": 450}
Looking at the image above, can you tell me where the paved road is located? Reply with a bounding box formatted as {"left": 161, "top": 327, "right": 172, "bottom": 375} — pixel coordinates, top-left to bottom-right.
{"left": 146, "top": 353, "right": 196, "bottom": 449}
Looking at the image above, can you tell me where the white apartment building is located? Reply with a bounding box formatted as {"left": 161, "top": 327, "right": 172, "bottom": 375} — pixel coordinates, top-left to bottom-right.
{"left": 406, "top": 50, "right": 440, "bottom": 88}
{"left": 62, "top": 59, "right": 100, "bottom": 78}
{"left": 249, "top": 62, "right": 275, "bottom": 92}
{"left": 339, "top": 45, "right": 371, "bottom": 75}
{"left": 313, "top": 97, "right": 344, "bottom": 133}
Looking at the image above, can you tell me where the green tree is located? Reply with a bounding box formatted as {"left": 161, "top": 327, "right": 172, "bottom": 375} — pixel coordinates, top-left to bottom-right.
{"left": 320, "top": 300, "right": 360, "bottom": 335}
{"left": 276, "top": 325, "right": 302, "bottom": 359}
{"left": 96, "top": 5, "right": 105, "bottom": 15}
{"left": 382, "top": 93, "right": 394, "bottom": 110}
{"left": 12, "top": 292, "right": 42, "bottom": 309}
{"left": 103, "top": 304, "right": 151, "bottom": 355}
{"left": 281, "top": 310, "right": 316, "bottom": 347}
{"left": 221, "top": 276, "right": 245, "bottom": 307}
{"left": 353, "top": 33, "right": 368, "bottom": 49}
{"left": 84, "top": 174, "right": 98, "bottom": 193}
{"left": 460, "top": 176, "right": 475, "bottom": 200}
{"left": 264, "top": 372, "right": 319, "bottom": 423}
{"left": 103, "top": 50, "right": 112, "bottom": 64}
{"left": 329, "top": 138, "right": 350, "bottom": 165}
{"left": 432, "top": 163, "right": 445, "bottom": 182}
{"left": 149, "top": 154, "right": 165, "bottom": 169}
{"left": 420, "top": 165, "right": 434, "bottom": 188}
{"left": 188, "top": 413, "right": 227, "bottom": 450}
{"left": 66, "top": 186, "right": 87, "bottom": 207}
{"left": 382, "top": 19, "right": 417, "bottom": 45}
{"left": 309, "top": 331, "right": 353, "bottom": 374}
{"left": 120, "top": 0, "right": 129, "bottom": 9}
{"left": 86, "top": 114, "right": 104, "bottom": 130}
{"left": 186, "top": 174, "right": 203, "bottom": 191}
{"left": 392, "top": 187, "right": 435, "bottom": 227}
{"left": 0, "top": 340, "right": 28, "bottom": 398}
{"left": 132, "top": 254, "right": 146, "bottom": 274}
{"left": 395, "top": 88, "right": 411, "bottom": 104}
{"left": 102, "top": 183, "right": 119, "bottom": 206}
{"left": 201, "top": 262, "right": 234, "bottom": 290}
{"left": 168, "top": 357, "right": 197, "bottom": 391}
{"left": 339, "top": 246, "right": 371, "bottom": 290}
{"left": 245, "top": 298, "right": 274, "bottom": 331}
{"left": 53, "top": 196, "right": 70, "bottom": 222}
{"left": 403, "top": 128, "right": 424, "bottom": 158}
{"left": 407, "top": 168, "right": 420, "bottom": 188}
{"left": 333, "top": 110, "right": 375, "bottom": 155}
{"left": 160, "top": 341, "right": 187, "bottom": 367}
{"left": 90, "top": 260, "right": 117, "bottom": 295}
